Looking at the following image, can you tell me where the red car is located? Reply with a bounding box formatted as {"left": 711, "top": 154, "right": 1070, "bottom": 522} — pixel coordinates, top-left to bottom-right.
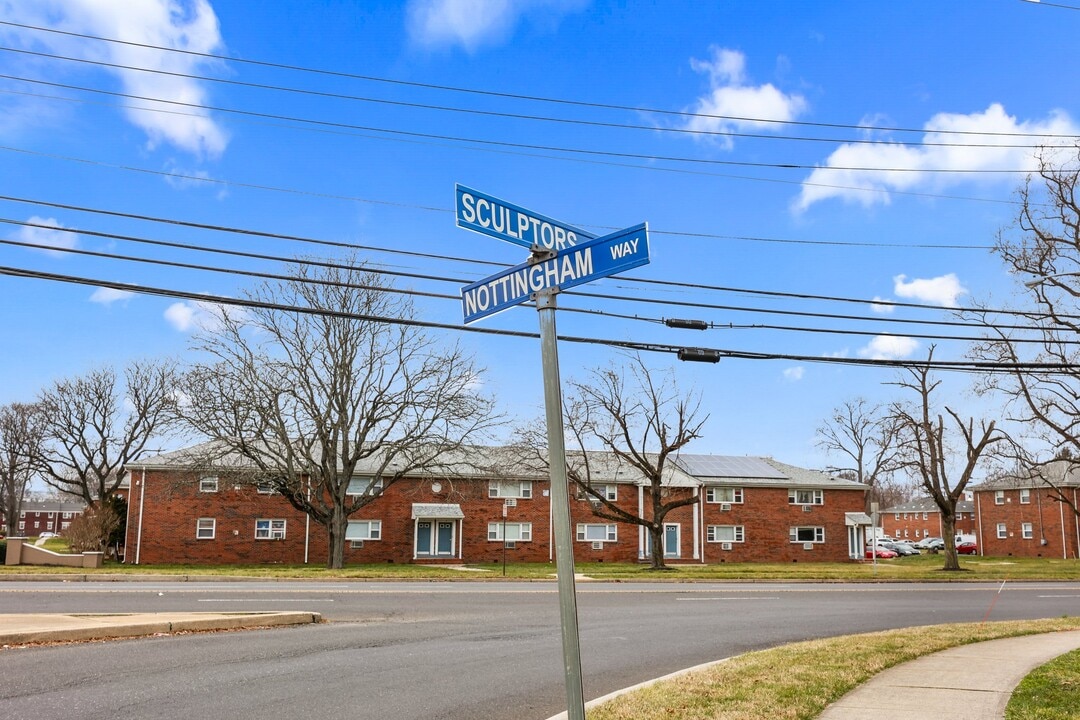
{"left": 956, "top": 541, "right": 978, "bottom": 555}
{"left": 865, "top": 547, "right": 898, "bottom": 559}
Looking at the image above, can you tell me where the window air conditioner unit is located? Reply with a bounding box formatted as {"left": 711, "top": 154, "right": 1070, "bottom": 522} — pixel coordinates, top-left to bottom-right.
{"left": 803, "top": 542, "right": 814, "bottom": 550}
{"left": 721, "top": 542, "right": 733, "bottom": 551}
{"left": 591, "top": 541, "right": 603, "bottom": 550}
{"left": 720, "top": 503, "right": 731, "bottom": 512}
{"left": 351, "top": 540, "right": 364, "bottom": 549}
{"left": 504, "top": 541, "right": 516, "bottom": 549}
{"left": 802, "top": 505, "right": 812, "bottom": 513}
{"left": 504, "top": 498, "right": 517, "bottom": 507}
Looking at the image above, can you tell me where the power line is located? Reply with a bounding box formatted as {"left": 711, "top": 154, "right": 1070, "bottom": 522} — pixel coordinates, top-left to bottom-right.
{"left": 4, "top": 19, "right": 1078, "bottom": 142}
{"left": 0, "top": 73, "right": 1045, "bottom": 175}
{"left": 1, "top": 262, "right": 1072, "bottom": 374}
{"left": 0, "top": 45, "right": 1061, "bottom": 151}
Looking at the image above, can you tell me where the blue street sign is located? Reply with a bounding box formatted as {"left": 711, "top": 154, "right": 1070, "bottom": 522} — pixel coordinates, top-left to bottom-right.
{"left": 461, "top": 223, "right": 650, "bottom": 324}
{"left": 456, "top": 184, "right": 596, "bottom": 251}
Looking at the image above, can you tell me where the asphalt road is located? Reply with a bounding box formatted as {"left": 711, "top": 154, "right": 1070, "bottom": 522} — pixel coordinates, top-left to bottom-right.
{"left": 1, "top": 580, "right": 1078, "bottom": 719}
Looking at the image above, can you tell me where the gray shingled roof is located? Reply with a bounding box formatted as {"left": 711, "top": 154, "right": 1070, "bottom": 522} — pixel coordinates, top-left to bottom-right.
{"left": 969, "top": 460, "right": 1080, "bottom": 491}
{"left": 882, "top": 497, "right": 973, "bottom": 515}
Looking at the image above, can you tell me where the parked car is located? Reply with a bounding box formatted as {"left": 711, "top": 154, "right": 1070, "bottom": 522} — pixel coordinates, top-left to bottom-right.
{"left": 887, "top": 541, "right": 921, "bottom": 556}
{"left": 865, "top": 547, "right": 898, "bottom": 559}
{"left": 37, "top": 532, "right": 59, "bottom": 539}
{"left": 956, "top": 541, "right": 978, "bottom": 555}
{"left": 913, "top": 536, "right": 943, "bottom": 550}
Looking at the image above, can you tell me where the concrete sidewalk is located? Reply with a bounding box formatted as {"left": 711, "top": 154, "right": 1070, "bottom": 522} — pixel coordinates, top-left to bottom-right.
{"left": 0, "top": 611, "right": 321, "bottom": 645}
{"left": 818, "top": 630, "right": 1080, "bottom": 720}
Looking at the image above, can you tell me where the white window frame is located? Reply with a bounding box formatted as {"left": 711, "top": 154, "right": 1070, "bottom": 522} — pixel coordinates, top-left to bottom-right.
{"left": 62, "top": 512, "right": 72, "bottom": 519}
{"left": 345, "top": 520, "right": 382, "bottom": 541}
{"left": 1022, "top": 522, "right": 1033, "bottom": 539}
{"left": 997, "top": 523, "right": 1007, "bottom": 539}
{"left": 18, "top": 521, "right": 24, "bottom": 531}
{"left": 789, "top": 526, "right": 825, "bottom": 543}
{"left": 575, "top": 484, "right": 617, "bottom": 502}
{"left": 705, "top": 487, "right": 744, "bottom": 504}
{"left": 199, "top": 476, "right": 219, "bottom": 493}
{"left": 706, "top": 525, "right": 745, "bottom": 543}
{"left": 489, "top": 480, "right": 533, "bottom": 499}
{"left": 922, "top": 512, "right": 928, "bottom": 520}
{"left": 994, "top": 490, "right": 1005, "bottom": 505}
{"left": 788, "top": 489, "right": 823, "bottom": 505}
{"left": 576, "top": 523, "right": 617, "bottom": 542}
{"left": 196, "top": 518, "right": 216, "bottom": 539}
{"left": 255, "top": 519, "right": 286, "bottom": 540}
{"left": 1019, "top": 488, "right": 1031, "bottom": 504}
{"left": 346, "top": 476, "right": 384, "bottom": 496}
{"left": 487, "top": 522, "right": 533, "bottom": 542}
{"left": 256, "top": 482, "right": 275, "bottom": 495}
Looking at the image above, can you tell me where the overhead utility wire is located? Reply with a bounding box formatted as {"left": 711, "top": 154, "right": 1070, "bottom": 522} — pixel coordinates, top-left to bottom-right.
{"left": 0, "top": 113, "right": 1025, "bottom": 210}
{"left": 1, "top": 263, "right": 1072, "bottom": 374}
{"left": 4, "top": 19, "right": 1079, "bottom": 142}
{"left": 0, "top": 73, "right": 1043, "bottom": 175}
{"left": 0, "top": 209, "right": 1047, "bottom": 330}
{"left": 0, "top": 198, "right": 1047, "bottom": 322}
{"left": 1, "top": 46, "right": 1057, "bottom": 151}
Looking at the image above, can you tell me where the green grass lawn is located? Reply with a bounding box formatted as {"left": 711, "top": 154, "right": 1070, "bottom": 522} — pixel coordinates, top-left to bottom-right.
{"left": 2, "top": 553, "right": 1079, "bottom": 581}
{"left": 1006, "top": 647, "right": 1080, "bottom": 720}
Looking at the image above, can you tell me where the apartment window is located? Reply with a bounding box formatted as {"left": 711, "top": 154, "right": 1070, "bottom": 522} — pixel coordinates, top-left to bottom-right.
{"left": 576, "top": 523, "right": 617, "bottom": 542}
{"left": 997, "top": 523, "right": 1007, "bottom": 539}
{"left": 196, "top": 518, "right": 216, "bottom": 539}
{"left": 1019, "top": 489, "right": 1031, "bottom": 504}
{"left": 33, "top": 521, "right": 39, "bottom": 529}
{"left": 345, "top": 520, "right": 382, "bottom": 541}
{"left": 789, "top": 526, "right": 825, "bottom": 543}
{"left": 894, "top": 513, "right": 900, "bottom": 521}
{"left": 255, "top": 519, "right": 286, "bottom": 540}
{"left": 576, "top": 484, "right": 617, "bottom": 502}
{"left": 922, "top": 512, "right": 928, "bottom": 520}
{"left": 994, "top": 490, "right": 1005, "bottom": 505}
{"left": 788, "top": 489, "right": 823, "bottom": 505}
{"left": 17, "top": 521, "right": 24, "bottom": 531}
{"left": 489, "top": 480, "right": 533, "bottom": 499}
{"left": 1022, "top": 522, "right": 1033, "bottom": 540}
{"left": 705, "top": 487, "right": 744, "bottom": 504}
{"left": 61, "top": 522, "right": 70, "bottom": 530}
{"left": 903, "top": 529, "right": 909, "bottom": 538}
{"left": 706, "top": 525, "right": 745, "bottom": 543}
{"left": 199, "top": 476, "right": 219, "bottom": 493}
{"left": 346, "top": 476, "right": 384, "bottom": 496}
{"left": 256, "top": 482, "right": 275, "bottom": 495}
{"left": 62, "top": 512, "right": 72, "bottom": 519}
{"left": 903, "top": 513, "right": 909, "bottom": 520}
{"left": 488, "top": 522, "right": 532, "bottom": 542}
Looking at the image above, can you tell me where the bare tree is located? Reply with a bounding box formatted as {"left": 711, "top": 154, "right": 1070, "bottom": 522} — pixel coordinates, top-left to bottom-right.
{"left": 177, "top": 259, "right": 498, "bottom": 569}
{"left": 33, "top": 361, "right": 177, "bottom": 513}
{"left": 970, "top": 144, "right": 1080, "bottom": 513}
{"left": 891, "top": 350, "right": 1003, "bottom": 570}
{"left": 517, "top": 353, "right": 707, "bottom": 570}
{"left": 817, "top": 397, "right": 904, "bottom": 511}
{"left": 0, "top": 402, "right": 44, "bottom": 536}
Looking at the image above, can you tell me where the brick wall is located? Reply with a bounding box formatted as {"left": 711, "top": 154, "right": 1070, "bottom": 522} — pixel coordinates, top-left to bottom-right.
{"left": 882, "top": 509, "right": 977, "bottom": 542}
{"left": 975, "top": 487, "right": 1080, "bottom": 559}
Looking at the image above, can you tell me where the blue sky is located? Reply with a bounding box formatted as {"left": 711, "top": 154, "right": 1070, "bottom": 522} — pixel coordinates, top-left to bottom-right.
{"left": 1, "top": 0, "right": 1077, "bottom": 472}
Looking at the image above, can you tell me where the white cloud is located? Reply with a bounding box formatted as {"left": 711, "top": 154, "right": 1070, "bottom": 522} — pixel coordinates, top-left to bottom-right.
{"left": 164, "top": 299, "right": 227, "bottom": 332}
{"left": 2, "top": 0, "right": 228, "bottom": 158}
{"left": 858, "top": 335, "right": 919, "bottom": 360}
{"left": 794, "top": 104, "right": 1080, "bottom": 211}
{"left": 870, "top": 296, "right": 896, "bottom": 314}
{"left": 406, "top": 0, "right": 588, "bottom": 52}
{"left": 823, "top": 348, "right": 849, "bottom": 359}
{"left": 680, "top": 47, "right": 808, "bottom": 148}
{"left": 13, "top": 216, "right": 78, "bottom": 256}
{"left": 782, "top": 366, "right": 805, "bottom": 382}
{"left": 90, "top": 287, "right": 134, "bottom": 305}
{"left": 893, "top": 273, "right": 967, "bottom": 307}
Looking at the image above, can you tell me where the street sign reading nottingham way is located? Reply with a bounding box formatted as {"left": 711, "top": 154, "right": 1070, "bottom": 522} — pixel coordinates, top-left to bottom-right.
{"left": 455, "top": 184, "right": 596, "bottom": 251}
{"left": 461, "top": 222, "right": 649, "bottom": 324}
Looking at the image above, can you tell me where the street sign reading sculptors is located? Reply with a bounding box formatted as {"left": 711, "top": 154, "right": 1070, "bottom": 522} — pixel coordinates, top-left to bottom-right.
{"left": 456, "top": 184, "right": 596, "bottom": 250}
{"left": 461, "top": 222, "right": 650, "bottom": 324}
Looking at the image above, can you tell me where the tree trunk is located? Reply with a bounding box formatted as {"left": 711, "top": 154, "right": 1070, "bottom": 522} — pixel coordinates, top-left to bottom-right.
{"left": 940, "top": 512, "right": 961, "bottom": 571}
{"left": 326, "top": 504, "right": 347, "bottom": 570}
{"left": 648, "top": 524, "right": 667, "bottom": 570}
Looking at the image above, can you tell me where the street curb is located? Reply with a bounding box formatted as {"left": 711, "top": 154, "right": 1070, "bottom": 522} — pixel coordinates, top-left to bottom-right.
{"left": 0, "top": 612, "right": 322, "bottom": 646}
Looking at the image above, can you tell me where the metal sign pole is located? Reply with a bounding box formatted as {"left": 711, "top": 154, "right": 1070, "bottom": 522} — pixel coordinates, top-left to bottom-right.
{"left": 536, "top": 288, "right": 586, "bottom": 720}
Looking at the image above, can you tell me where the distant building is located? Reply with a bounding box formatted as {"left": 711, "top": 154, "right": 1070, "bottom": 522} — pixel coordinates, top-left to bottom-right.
{"left": 8, "top": 500, "right": 87, "bottom": 536}
{"left": 881, "top": 497, "right": 977, "bottom": 542}
{"left": 123, "top": 443, "right": 870, "bottom": 565}
{"left": 969, "top": 462, "right": 1080, "bottom": 559}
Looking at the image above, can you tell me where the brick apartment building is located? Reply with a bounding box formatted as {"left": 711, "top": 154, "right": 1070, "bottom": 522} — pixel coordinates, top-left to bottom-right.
{"left": 4, "top": 500, "right": 86, "bottom": 537}
{"left": 881, "top": 496, "right": 977, "bottom": 543}
{"left": 969, "top": 462, "right": 1080, "bottom": 559}
{"left": 123, "top": 442, "right": 869, "bottom": 566}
